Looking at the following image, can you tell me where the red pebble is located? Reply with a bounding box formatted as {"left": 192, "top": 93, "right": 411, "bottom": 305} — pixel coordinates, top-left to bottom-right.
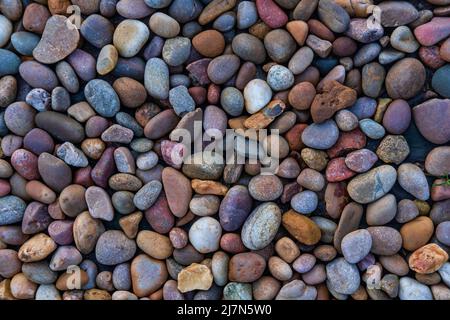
{"left": 326, "top": 157, "right": 356, "bottom": 182}
{"left": 220, "top": 233, "right": 246, "bottom": 254}
{"left": 256, "top": 0, "right": 288, "bottom": 29}
{"left": 327, "top": 128, "right": 366, "bottom": 158}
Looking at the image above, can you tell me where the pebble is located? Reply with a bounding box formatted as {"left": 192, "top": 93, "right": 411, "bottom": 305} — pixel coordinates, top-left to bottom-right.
{"left": 267, "top": 65, "right": 294, "bottom": 91}
{"left": 220, "top": 87, "right": 244, "bottom": 116}
{"left": 390, "top": 26, "right": 419, "bottom": 53}
{"left": 11, "top": 32, "right": 40, "bottom": 56}
{"left": 18, "top": 233, "right": 57, "bottom": 263}
{"left": 237, "top": 1, "right": 258, "bottom": 29}
{"left": 398, "top": 163, "right": 430, "bottom": 201}
{"left": 131, "top": 254, "right": 167, "bottom": 297}
{"left": 207, "top": 54, "right": 240, "bottom": 85}
{"left": 291, "top": 191, "right": 318, "bottom": 214}
{"left": 409, "top": 243, "right": 449, "bottom": 274}
{"left": 256, "top": 0, "right": 288, "bottom": 29}
{"left": 0, "top": 49, "right": 20, "bottom": 77}
{"left": 432, "top": 65, "right": 450, "bottom": 98}
{"left": 133, "top": 181, "right": 162, "bottom": 211}
{"left": 361, "top": 62, "right": 385, "bottom": 98}
{"left": 282, "top": 210, "right": 321, "bottom": 245}
{"left": 366, "top": 194, "right": 397, "bottom": 226}
{"left": 189, "top": 217, "right": 222, "bottom": 254}
{"left": 95, "top": 231, "right": 136, "bottom": 266}
{"left": 85, "top": 79, "right": 120, "bottom": 118}
{"left": 359, "top": 119, "right": 385, "bottom": 140}
{"left": 248, "top": 175, "right": 283, "bottom": 201}
{"left": 223, "top": 282, "right": 252, "bottom": 300}
{"left": 345, "top": 149, "right": 377, "bottom": 173}
{"left": 229, "top": 252, "right": 266, "bottom": 282}
{"left": 367, "top": 226, "right": 402, "bottom": 256}
{"left": 399, "top": 277, "right": 433, "bottom": 300}
{"left": 288, "top": 46, "right": 314, "bottom": 75}
{"left": 113, "top": 19, "right": 149, "bottom": 58}
{"left": 378, "top": 1, "right": 419, "bottom": 27}
{"left": 326, "top": 258, "right": 360, "bottom": 295}
{"left": 33, "top": 15, "right": 80, "bottom": 64}
{"left": 178, "top": 263, "right": 213, "bottom": 293}
{"left": 169, "top": 86, "right": 195, "bottom": 116}
{"left": 414, "top": 18, "right": 450, "bottom": 46}
{"left": 346, "top": 18, "right": 384, "bottom": 43}
{"left": 385, "top": 58, "right": 425, "bottom": 100}
{"left": 0, "top": 196, "right": 26, "bottom": 226}
{"left": 241, "top": 203, "right": 281, "bottom": 250}
{"left": 301, "top": 120, "right": 339, "bottom": 150}
{"left": 162, "top": 37, "right": 191, "bottom": 67}
{"left": 376, "top": 135, "right": 410, "bottom": 165}
{"left": 400, "top": 216, "right": 434, "bottom": 252}
{"left": 264, "top": 29, "right": 296, "bottom": 64}
{"left": 413, "top": 99, "right": 450, "bottom": 145}
{"left": 341, "top": 230, "right": 372, "bottom": 264}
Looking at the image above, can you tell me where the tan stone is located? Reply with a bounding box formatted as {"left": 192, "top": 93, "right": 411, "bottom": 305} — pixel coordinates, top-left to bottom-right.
{"left": 191, "top": 179, "right": 228, "bottom": 196}
{"left": 177, "top": 263, "right": 213, "bottom": 293}
{"left": 18, "top": 233, "right": 57, "bottom": 262}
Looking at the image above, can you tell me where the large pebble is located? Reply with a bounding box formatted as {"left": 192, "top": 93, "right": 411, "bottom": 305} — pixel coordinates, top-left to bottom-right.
{"left": 301, "top": 120, "right": 339, "bottom": 150}
{"left": 347, "top": 165, "right": 397, "bottom": 204}
{"left": 85, "top": 80, "right": 120, "bottom": 118}
{"left": 241, "top": 203, "right": 281, "bottom": 250}
{"left": 95, "top": 231, "right": 136, "bottom": 266}
{"left": 326, "top": 258, "right": 360, "bottom": 295}
{"left": 113, "top": 20, "right": 149, "bottom": 58}
{"left": 189, "top": 217, "right": 222, "bottom": 253}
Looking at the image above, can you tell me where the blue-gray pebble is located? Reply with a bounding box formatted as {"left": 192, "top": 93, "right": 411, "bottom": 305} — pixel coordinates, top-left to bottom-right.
{"left": 84, "top": 79, "right": 120, "bottom": 117}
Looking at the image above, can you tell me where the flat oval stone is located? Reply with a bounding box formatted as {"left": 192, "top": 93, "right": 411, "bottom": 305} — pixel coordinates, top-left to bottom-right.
{"left": 318, "top": 0, "right": 350, "bottom": 33}
{"left": 4, "top": 102, "right": 36, "bottom": 136}
{"left": 149, "top": 12, "right": 180, "bottom": 38}
{"left": 144, "top": 58, "right": 170, "bottom": 100}
{"left": 241, "top": 202, "right": 281, "bottom": 250}
{"left": 33, "top": 15, "right": 80, "bottom": 64}
{"left": 35, "top": 111, "right": 85, "bottom": 144}
{"left": 96, "top": 230, "right": 136, "bottom": 266}
{"left": 85, "top": 79, "right": 120, "bottom": 118}
{"left": 38, "top": 153, "right": 72, "bottom": 193}
{"left": 232, "top": 33, "right": 266, "bottom": 64}
{"left": 133, "top": 181, "right": 162, "bottom": 211}
{"left": 207, "top": 54, "right": 240, "bottom": 84}
{"left": 366, "top": 194, "right": 397, "bottom": 226}
{"left": 379, "top": 1, "right": 419, "bottom": 27}
{"left": 385, "top": 58, "right": 426, "bottom": 100}
{"left": 367, "top": 226, "right": 402, "bottom": 255}
{"left": 19, "top": 61, "right": 58, "bottom": 92}
{"left": 347, "top": 165, "right": 397, "bottom": 204}
{"left": 345, "top": 18, "right": 384, "bottom": 44}
{"left": 80, "top": 14, "right": 114, "bottom": 48}
{"left": 345, "top": 149, "right": 378, "bottom": 173}
{"left": 219, "top": 186, "right": 252, "bottom": 232}
{"left": 301, "top": 120, "right": 339, "bottom": 150}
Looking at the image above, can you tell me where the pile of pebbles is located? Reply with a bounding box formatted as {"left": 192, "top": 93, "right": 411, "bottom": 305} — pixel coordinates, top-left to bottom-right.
{"left": 0, "top": 0, "right": 450, "bottom": 300}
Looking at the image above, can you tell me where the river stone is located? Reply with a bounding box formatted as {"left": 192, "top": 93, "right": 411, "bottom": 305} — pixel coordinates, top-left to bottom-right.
{"left": 35, "top": 111, "right": 84, "bottom": 144}
{"left": 145, "top": 58, "right": 170, "bottom": 100}
{"left": 113, "top": 19, "right": 149, "bottom": 58}
{"left": 398, "top": 163, "right": 430, "bottom": 201}
{"left": 399, "top": 277, "right": 433, "bottom": 300}
{"left": 33, "top": 15, "right": 80, "bottom": 64}
{"left": 432, "top": 65, "right": 450, "bottom": 99}
{"left": 367, "top": 226, "right": 403, "bottom": 255}
{"left": 37, "top": 153, "right": 72, "bottom": 193}
{"left": 131, "top": 254, "right": 168, "bottom": 297}
{"left": 189, "top": 217, "right": 222, "bottom": 253}
{"left": 341, "top": 229, "right": 372, "bottom": 264}
{"left": 84, "top": 79, "right": 120, "bottom": 118}
{"left": 326, "top": 258, "right": 360, "bottom": 295}
{"left": 366, "top": 194, "right": 397, "bottom": 226}
{"left": 390, "top": 26, "right": 419, "bottom": 53}
{"left": 318, "top": 0, "right": 350, "bottom": 33}
{"left": 241, "top": 202, "right": 281, "bottom": 250}
{"left": 85, "top": 186, "right": 114, "bottom": 221}
{"left": 378, "top": 1, "right": 419, "bottom": 27}
{"left": 347, "top": 165, "right": 397, "bottom": 204}
{"left": 0, "top": 196, "right": 26, "bottom": 225}
{"left": 95, "top": 231, "right": 136, "bottom": 266}
{"left": 301, "top": 120, "right": 339, "bottom": 150}
{"left": 385, "top": 58, "right": 426, "bottom": 100}
{"left": 133, "top": 181, "right": 162, "bottom": 211}
{"left": 413, "top": 99, "right": 450, "bottom": 145}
